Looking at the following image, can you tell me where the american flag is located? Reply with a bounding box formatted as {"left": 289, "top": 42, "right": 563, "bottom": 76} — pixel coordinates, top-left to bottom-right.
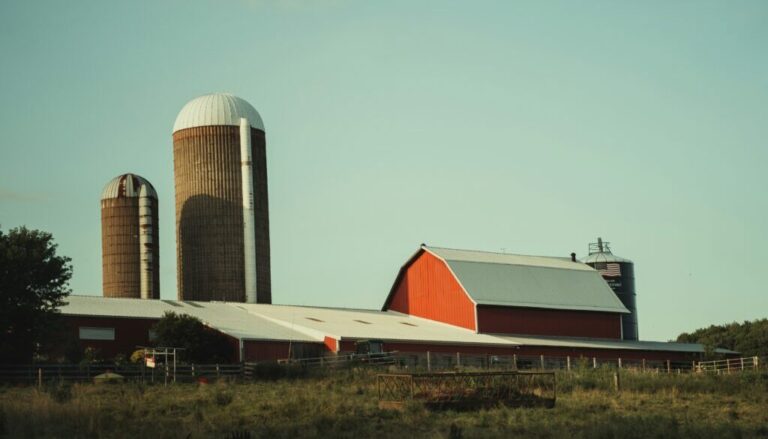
{"left": 599, "top": 263, "right": 621, "bottom": 277}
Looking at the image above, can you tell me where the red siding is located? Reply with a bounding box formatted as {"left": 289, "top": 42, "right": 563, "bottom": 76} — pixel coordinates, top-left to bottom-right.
{"left": 324, "top": 336, "right": 338, "bottom": 353}
{"left": 242, "top": 341, "right": 291, "bottom": 362}
{"left": 62, "top": 315, "right": 241, "bottom": 363}
{"left": 387, "top": 251, "right": 476, "bottom": 330}
{"left": 62, "top": 316, "right": 158, "bottom": 359}
{"left": 339, "top": 340, "right": 356, "bottom": 352}
{"left": 242, "top": 341, "right": 327, "bottom": 362}
{"left": 477, "top": 305, "right": 622, "bottom": 339}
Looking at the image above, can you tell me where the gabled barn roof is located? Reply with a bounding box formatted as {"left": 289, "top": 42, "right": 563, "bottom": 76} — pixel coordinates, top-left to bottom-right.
{"left": 385, "top": 246, "right": 629, "bottom": 314}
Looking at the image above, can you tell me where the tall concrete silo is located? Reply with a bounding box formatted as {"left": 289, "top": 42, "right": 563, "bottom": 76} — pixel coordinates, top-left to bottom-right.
{"left": 101, "top": 173, "right": 160, "bottom": 299}
{"left": 583, "top": 238, "right": 638, "bottom": 340}
{"left": 173, "top": 93, "right": 271, "bottom": 303}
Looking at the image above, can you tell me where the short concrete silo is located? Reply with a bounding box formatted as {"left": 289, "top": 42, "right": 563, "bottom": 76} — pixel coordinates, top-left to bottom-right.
{"left": 173, "top": 93, "right": 271, "bottom": 303}
{"left": 101, "top": 173, "right": 160, "bottom": 299}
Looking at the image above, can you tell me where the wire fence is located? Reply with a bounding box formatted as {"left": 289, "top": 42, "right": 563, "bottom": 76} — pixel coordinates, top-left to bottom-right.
{"left": 0, "top": 363, "right": 243, "bottom": 385}
{"left": 695, "top": 356, "right": 761, "bottom": 373}
{"left": 0, "top": 354, "right": 763, "bottom": 385}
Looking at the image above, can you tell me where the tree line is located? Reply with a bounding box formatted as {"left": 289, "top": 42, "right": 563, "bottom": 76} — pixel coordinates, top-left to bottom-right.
{"left": 676, "top": 319, "right": 768, "bottom": 358}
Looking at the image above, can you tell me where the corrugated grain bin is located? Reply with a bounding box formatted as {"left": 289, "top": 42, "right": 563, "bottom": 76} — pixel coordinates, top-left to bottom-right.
{"left": 101, "top": 173, "right": 159, "bottom": 299}
{"left": 172, "top": 93, "right": 271, "bottom": 303}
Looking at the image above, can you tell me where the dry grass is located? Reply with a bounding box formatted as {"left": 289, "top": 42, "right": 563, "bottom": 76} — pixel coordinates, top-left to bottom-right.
{"left": 1, "top": 368, "right": 767, "bottom": 438}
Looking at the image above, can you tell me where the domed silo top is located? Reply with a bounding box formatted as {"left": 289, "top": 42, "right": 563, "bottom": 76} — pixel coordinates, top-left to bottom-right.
{"left": 101, "top": 174, "right": 157, "bottom": 200}
{"left": 173, "top": 93, "right": 264, "bottom": 133}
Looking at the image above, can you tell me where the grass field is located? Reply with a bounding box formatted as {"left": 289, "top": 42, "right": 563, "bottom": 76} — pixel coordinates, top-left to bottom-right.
{"left": 1, "top": 367, "right": 767, "bottom": 438}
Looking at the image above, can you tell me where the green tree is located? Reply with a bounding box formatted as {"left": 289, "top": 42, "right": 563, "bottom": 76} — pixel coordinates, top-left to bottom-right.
{"left": 151, "top": 312, "right": 232, "bottom": 363}
{"left": 0, "top": 226, "right": 72, "bottom": 363}
{"left": 677, "top": 318, "right": 768, "bottom": 358}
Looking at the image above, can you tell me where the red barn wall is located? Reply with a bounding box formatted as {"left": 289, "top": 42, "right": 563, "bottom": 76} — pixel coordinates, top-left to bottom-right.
{"left": 387, "top": 251, "right": 476, "bottom": 330}
{"left": 477, "top": 305, "right": 622, "bottom": 339}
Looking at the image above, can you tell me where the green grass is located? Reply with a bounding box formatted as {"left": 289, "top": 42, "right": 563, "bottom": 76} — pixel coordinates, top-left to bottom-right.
{"left": 1, "top": 368, "right": 767, "bottom": 438}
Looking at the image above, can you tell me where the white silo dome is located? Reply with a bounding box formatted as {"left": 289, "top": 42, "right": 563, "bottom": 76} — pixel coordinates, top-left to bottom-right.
{"left": 101, "top": 173, "right": 157, "bottom": 200}
{"left": 173, "top": 93, "right": 264, "bottom": 133}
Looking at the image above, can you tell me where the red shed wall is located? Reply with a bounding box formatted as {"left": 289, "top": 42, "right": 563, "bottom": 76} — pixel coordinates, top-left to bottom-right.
{"left": 387, "top": 251, "right": 476, "bottom": 330}
{"left": 242, "top": 341, "right": 327, "bottom": 362}
{"left": 477, "top": 305, "right": 622, "bottom": 339}
{"left": 62, "top": 315, "right": 242, "bottom": 363}
{"left": 242, "top": 341, "right": 291, "bottom": 362}
{"left": 61, "top": 316, "right": 158, "bottom": 359}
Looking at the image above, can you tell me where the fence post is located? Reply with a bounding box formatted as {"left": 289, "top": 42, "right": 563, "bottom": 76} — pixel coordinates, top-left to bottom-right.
{"left": 613, "top": 372, "right": 621, "bottom": 392}
{"left": 513, "top": 354, "right": 518, "bottom": 371}
{"left": 216, "top": 364, "right": 220, "bottom": 378}
{"left": 642, "top": 358, "right": 646, "bottom": 371}
{"left": 666, "top": 360, "right": 671, "bottom": 374}
{"left": 540, "top": 355, "right": 545, "bottom": 370}
{"left": 692, "top": 360, "right": 696, "bottom": 372}
{"left": 191, "top": 364, "right": 195, "bottom": 377}
{"left": 567, "top": 356, "right": 571, "bottom": 372}
{"left": 456, "top": 352, "right": 461, "bottom": 367}
{"left": 755, "top": 356, "right": 759, "bottom": 370}
{"left": 593, "top": 357, "right": 597, "bottom": 369}
{"left": 618, "top": 358, "right": 622, "bottom": 369}
{"left": 427, "top": 351, "right": 431, "bottom": 372}
{"left": 740, "top": 358, "right": 744, "bottom": 371}
{"left": 38, "top": 368, "right": 42, "bottom": 389}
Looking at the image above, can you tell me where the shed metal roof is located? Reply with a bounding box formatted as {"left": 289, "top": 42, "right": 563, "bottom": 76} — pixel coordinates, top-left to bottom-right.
{"left": 498, "top": 334, "right": 737, "bottom": 354}
{"left": 425, "top": 246, "right": 629, "bottom": 313}
{"left": 61, "top": 295, "right": 723, "bottom": 354}
{"left": 236, "top": 303, "right": 519, "bottom": 347}
{"left": 61, "top": 295, "right": 317, "bottom": 343}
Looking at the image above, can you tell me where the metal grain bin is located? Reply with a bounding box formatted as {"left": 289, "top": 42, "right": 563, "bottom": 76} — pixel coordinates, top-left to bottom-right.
{"left": 582, "top": 238, "right": 638, "bottom": 340}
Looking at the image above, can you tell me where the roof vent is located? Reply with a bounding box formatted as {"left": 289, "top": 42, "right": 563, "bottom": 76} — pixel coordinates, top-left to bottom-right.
{"left": 588, "top": 237, "right": 613, "bottom": 255}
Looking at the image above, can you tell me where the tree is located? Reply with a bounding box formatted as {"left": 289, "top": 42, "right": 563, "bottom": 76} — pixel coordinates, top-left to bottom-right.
{"left": 676, "top": 318, "right": 768, "bottom": 358}
{"left": 151, "top": 312, "right": 232, "bottom": 363}
{"left": 0, "top": 226, "right": 72, "bottom": 363}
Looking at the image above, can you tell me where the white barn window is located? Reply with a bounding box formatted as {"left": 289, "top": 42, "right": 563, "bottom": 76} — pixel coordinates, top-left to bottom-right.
{"left": 79, "top": 327, "right": 115, "bottom": 341}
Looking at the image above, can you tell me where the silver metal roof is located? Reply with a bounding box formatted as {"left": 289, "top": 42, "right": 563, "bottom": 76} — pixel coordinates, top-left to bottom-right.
{"left": 425, "top": 246, "right": 629, "bottom": 313}
{"left": 101, "top": 174, "right": 157, "bottom": 200}
{"left": 498, "top": 334, "right": 737, "bottom": 354}
{"left": 173, "top": 93, "right": 264, "bottom": 133}
{"left": 61, "top": 296, "right": 723, "bottom": 354}
{"left": 235, "top": 303, "right": 520, "bottom": 347}
{"left": 61, "top": 295, "right": 317, "bottom": 342}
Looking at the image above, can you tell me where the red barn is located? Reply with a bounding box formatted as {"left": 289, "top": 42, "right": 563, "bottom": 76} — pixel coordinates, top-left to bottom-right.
{"left": 384, "top": 246, "right": 629, "bottom": 339}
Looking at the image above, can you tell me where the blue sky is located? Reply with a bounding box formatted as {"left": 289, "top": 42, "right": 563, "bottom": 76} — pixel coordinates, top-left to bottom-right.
{"left": 1, "top": 0, "right": 766, "bottom": 341}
